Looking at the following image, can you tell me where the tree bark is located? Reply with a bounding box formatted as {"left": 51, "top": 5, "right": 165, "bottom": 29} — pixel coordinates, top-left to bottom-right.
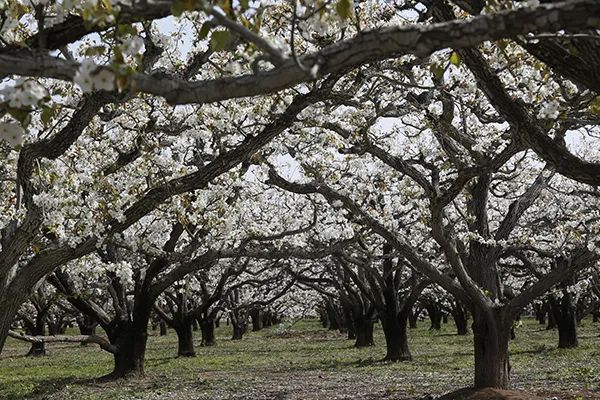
{"left": 381, "top": 311, "right": 411, "bottom": 361}
{"left": 232, "top": 322, "right": 246, "bottom": 340}
{"left": 250, "top": 308, "right": 263, "bottom": 332}
{"left": 551, "top": 293, "right": 578, "bottom": 349}
{"left": 174, "top": 320, "right": 196, "bottom": 357}
{"left": 353, "top": 317, "right": 374, "bottom": 348}
{"left": 200, "top": 317, "right": 216, "bottom": 346}
{"left": 109, "top": 326, "right": 147, "bottom": 380}
{"left": 426, "top": 304, "right": 442, "bottom": 331}
{"left": 104, "top": 299, "right": 153, "bottom": 379}
{"left": 533, "top": 303, "right": 546, "bottom": 325}
{"left": 77, "top": 316, "right": 97, "bottom": 346}
{"left": 0, "top": 291, "right": 25, "bottom": 354}
{"left": 26, "top": 323, "right": 46, "bottom": 357}
{"left": 409, "top": 307, "right": 420, "bottom": 329}
{"left": 546, "top": 309, "right": 556, "bottom": 330}
{"left": 159, "top": 321, "right": 168, "bottom": 336}
{"left": 452, "top": 302, "right": 469, "bottom": 335}
{"left": 472, "top": 309, "right": 511, "bottom": 389}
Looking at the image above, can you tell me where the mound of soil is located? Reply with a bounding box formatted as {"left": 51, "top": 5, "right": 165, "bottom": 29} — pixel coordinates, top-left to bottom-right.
{"left": 437, "top": 387, "right": 543, "bottom": 400}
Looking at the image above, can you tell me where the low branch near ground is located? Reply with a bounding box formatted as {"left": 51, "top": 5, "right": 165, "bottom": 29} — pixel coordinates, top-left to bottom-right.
{"left": 8, "top": 330, "right": 117, "bottom": 353}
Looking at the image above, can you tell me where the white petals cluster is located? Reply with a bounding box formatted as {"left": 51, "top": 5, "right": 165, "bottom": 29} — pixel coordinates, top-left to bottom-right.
{"left": 0, "top": 79, "right": 47, "bottom": 108}
{"left": 538, "top": 100, "right": 560, "bottom": 119}
{"left": 74, "top": 59, "right": 116, "bottom": 92}
{"left": 0, "top": 122, "right": 24, "bottom": 148}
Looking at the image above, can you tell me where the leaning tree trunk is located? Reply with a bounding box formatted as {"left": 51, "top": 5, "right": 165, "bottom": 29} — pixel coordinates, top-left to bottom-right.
{"left": 472, "top": 309, "right": 511, "bottom": 389}
{"left": 381, "top": 310, "right": 411, "bottom": 361}
{"left": 353, "top": 316, "right": 374, "bottom": 348}
{"left": 174, "top": 319, "right": 196, "bottom": 357}
{"left": 200, "top": 317, "right": 216, "bottom": 346}
{"left": 551, "top": 293, "right": 578, "bottom": 349}
{"left": 0, "top": 290, "right": 26, "bottom": 354}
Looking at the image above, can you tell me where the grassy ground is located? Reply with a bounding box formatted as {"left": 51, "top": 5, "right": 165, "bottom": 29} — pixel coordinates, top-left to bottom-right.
{"left": 0, "top": 317, "right": 599, "bottom": 400}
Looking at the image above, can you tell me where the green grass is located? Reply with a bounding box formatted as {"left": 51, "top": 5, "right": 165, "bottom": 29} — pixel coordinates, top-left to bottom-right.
{"left": 1, "top": 317, "right": 599, "bottom": 399}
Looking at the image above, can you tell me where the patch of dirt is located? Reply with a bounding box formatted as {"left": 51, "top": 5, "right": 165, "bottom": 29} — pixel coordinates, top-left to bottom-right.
{"left": 436, "top": 387, "right": 600, "bottom": 400}
{"left": 437, "top": 388, "right": 543, "bottom": 400}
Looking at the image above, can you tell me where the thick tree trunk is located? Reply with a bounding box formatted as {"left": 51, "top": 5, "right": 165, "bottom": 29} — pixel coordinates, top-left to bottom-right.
{"left": 472, "top": 310, "right": 511, "bottom": 389}
{"left": 105, "top": 299, "right": 153, "bottom": 380}
{"left": 175, "top": 320, "right": 196, "bottom": 357}
{"left": 551, "top": 293, "right": 578, "bottom": 349}
{"left": 353, "top": 317, "right": 374, "bottom": 348}
{"left": 109, "top": 327, "right": 147, "bottom": 379}
{"left": 0, "top": 292, "right": 24, "bottom": 354}
{"left": 381, "top": 311, "right": 411, "bottom": 361}
{"left": 200, "top": 318, "right": 216, "bottom": 346}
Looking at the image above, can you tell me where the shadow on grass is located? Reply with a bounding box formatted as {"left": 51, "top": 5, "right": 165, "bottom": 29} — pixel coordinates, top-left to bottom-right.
{"left": 3, "top": 377, "right": 80, "bottom": 400}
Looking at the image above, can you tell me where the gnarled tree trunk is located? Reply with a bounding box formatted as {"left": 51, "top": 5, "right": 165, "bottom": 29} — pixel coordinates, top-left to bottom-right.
{"left": 353, "top": 316, "right": 374, "bottom": 348}
{"left": 472, "top": 309, "right": 511, "bottom": 389}
{"left": 381, "top": 310, "right": 411, "bottom": 361}
{"left": 174, "top": 319, "right": 196, "bottom": 357}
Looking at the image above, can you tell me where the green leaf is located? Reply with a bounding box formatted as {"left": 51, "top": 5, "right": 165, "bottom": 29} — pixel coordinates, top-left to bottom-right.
{"left": 40, "top": 105, "right": 57, "bottom": 126}
{"left": 6, "top": 107, "right": 31, "bottom": 127}
{"left": 450, "top": 51, "right": 461, "bottom": 67}
{"left": 198, "top": 22, "right": 211, "bottom": 40}
{"left": 84, "top": 45, "right": 106, "bottom": 57}
{"left": 589, "top": 96, "right": 600, "bottom": 115}
{"left": 240, "top": 0, "right": 249, "bottom": 11}
{"left": 430, "top": 63, "right": 445, "bottom": 81}
{"left": 117, "top": 23, "right": 138, "bottom": 36}
{"left": 171, "top": 0, "right": 196, "bottom": 17}
{"left": 336, "top": 0, "right": 352, "bottom": 19}
{"left": 210, "top": 30, "right": 231, "bottom": 51}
